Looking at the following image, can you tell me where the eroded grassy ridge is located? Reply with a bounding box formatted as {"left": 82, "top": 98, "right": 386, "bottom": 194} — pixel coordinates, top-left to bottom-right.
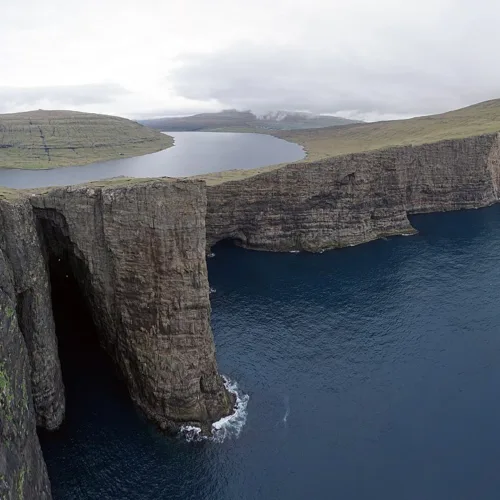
{"left": 0, "top": 110, "right": 173, "bottom": 169}
{"left": 274, "top": 99, "right": 500, "bottom": 161}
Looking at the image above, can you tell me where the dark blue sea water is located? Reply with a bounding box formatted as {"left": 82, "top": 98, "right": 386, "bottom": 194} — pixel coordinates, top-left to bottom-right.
{"left": 39, "top": 205, "right": 500, "bottom": 500}
{"left": 0, "top": 132, "right": 304, "bottom": 188}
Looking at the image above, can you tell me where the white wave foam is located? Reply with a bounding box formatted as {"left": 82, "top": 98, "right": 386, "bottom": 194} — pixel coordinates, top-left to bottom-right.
{"left": 180, "top": 425, "right": 202, "bottom": 442}
{"left": 289, "top": 250, "right": 300, "bottom": 254}
{"left": 209, "top": 287, "right": 216, "bottom": 294}
{"left": 207, "top": 252, "right": 216, "bottom": 258}
{"left": 179, "top": 375, "right": 249, "bottom": 443}
{"left": 283, "top": 395, "right": 290, "bottom": 425}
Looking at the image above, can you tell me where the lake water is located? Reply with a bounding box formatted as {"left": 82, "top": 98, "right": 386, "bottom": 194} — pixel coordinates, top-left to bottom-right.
{"left": 39, "top": 205, "right": 500, "bottom": 500}
{"left": 0, "top": 132, "right": 305, "bottom": 189}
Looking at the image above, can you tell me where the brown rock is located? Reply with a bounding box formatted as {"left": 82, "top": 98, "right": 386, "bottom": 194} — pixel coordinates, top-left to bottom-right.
{"left": 30, "top": 179, "right": 234, "bottom": 432}
{"left": 206, "top": 134, "right": 500, "bottom": 251}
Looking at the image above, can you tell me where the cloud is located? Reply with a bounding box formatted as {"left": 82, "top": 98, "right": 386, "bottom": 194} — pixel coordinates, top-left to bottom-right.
{"left": 168, "top": 38, "right": 500, "bottom": 121}
{"left": 0, "top": 84, "right": 130, "bottom": 113}
{"left": 165, "top": 0, "right": 500, "bottom": 120}
{"left": 2, "top": 0, "right": 500, "bottom": 119}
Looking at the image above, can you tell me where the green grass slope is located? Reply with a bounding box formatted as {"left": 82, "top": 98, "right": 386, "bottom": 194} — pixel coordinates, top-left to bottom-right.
{"left": 0, "top": 110, "right": 173, "bottom": 169}
{"left": 274, "top": 99, "right": 500, "bottom": 161}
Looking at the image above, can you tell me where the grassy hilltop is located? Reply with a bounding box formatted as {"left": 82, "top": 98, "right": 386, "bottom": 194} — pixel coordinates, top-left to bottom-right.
{"left": 4, "top": 99, "right": 500, "bottom": 175}
{"left": 0, "top": 110, "right": 173, "bottom": 169}
{"left": 274, "top": 99, "right": 500, "bottom": 161}
{"left": 196, "top": 98, "right": 500, "bottom": 185}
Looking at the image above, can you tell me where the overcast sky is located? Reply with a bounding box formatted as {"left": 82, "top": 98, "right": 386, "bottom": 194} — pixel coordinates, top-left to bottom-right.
{"left": 2, "top": 0, "right": 500, "bottom": 121}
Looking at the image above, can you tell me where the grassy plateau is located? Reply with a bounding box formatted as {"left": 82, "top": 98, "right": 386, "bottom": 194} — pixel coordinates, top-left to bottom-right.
{"left": 198, "top": 98, "right": 500, "bottom": 185}
{"left": 3, "top": 99, "right": 500, "bottom": 183}
{"left": 273, "top": 99, "right": 500, "bottom": 161}
{"left": 0, "top": 110, "right": 173, "bottom": 169}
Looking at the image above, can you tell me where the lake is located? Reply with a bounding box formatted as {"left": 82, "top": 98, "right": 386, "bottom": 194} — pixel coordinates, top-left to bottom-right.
{"left": 0, "top": 132, "right": 305, "bottom": 189}
{"left": 39, "top": 204, "right": 500, "bottom": 500}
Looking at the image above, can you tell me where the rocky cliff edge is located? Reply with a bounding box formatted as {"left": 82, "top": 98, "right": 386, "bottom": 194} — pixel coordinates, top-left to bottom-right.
{"left": 2, "top": 133, "right": 500, "bottom": 498}
{"left": 0, "top": 179, "right": 234, "bottom": 499}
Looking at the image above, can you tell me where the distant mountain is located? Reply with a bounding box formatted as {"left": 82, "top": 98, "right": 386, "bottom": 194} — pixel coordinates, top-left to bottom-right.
{"left": 139, "top": 109, "right": 361, "bottom": 132}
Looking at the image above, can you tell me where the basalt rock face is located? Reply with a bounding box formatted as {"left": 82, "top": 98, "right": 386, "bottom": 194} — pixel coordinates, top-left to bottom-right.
{"left": 404, "top": 134, "right": 500, "bottom": 213}
{"left": 30, "top": 180, "right": 233, "bottom": 432}
{"left": 0, "top": 248, "right": 52, "bottom": 499}
{"left": 1, "top": 179, "right": 234, "bottom": 498}
{"left": 206, "top": 134, "right": 500, "bottom": 251}
{"left": 0, "top": 198, "right": 65, "bottom": 431}
{"left": 2, "top": 133, "right": 500, "bottom": 498}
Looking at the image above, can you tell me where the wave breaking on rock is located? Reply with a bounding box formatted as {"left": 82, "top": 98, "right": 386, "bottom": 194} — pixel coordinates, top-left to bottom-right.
{"left": 180, "top": 376, "right": 249, "bottom": 443}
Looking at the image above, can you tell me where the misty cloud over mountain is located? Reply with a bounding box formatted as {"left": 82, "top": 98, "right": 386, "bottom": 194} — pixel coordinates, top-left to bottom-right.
{"left": 2, "top": 0, "right": 500, "bottom": 120}
{"left": 0, "top": 84, "right": 130, "bottom": 114}
{"left": 169, "top": 38, "right": 500, "bottom": 121}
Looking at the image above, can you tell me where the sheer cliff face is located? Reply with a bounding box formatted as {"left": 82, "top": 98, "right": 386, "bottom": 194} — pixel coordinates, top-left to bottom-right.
{"left": 0, "top": 199, "right": 64, "bottom": 431}
{"left": 0, "top": 248, "right": 51, "bottom": 499}
{"left": 403, "top": 134, "right": 500, "bottom": 213}
{"left": 2, "top": 133, "right": 500, "bottom": 499}
{"left": 206, "top": 134, "right": 500, "bottom": 251}
{"left": 1, "top": 180, "right": 233, "bottom": 498}
{"left": 31, "top": 180, "right": 233, "bottom": 432}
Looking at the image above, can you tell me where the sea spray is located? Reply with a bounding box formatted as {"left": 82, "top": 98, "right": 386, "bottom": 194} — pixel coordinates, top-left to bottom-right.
{"left": 180, "top": 376, "right": 249, "bottom": 443}
{"left": 283, "top": 395, "right": 290, "bottom": 425}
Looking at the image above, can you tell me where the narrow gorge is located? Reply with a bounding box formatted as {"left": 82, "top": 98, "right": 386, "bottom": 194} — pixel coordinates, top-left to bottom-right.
{"left": 2, "top": 132, "right": 500, "bottom": 498}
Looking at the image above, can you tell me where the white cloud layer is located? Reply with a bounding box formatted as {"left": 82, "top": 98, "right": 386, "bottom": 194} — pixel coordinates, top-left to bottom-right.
{"left": 2, "top": 0, "right": 500, "bottom": 120}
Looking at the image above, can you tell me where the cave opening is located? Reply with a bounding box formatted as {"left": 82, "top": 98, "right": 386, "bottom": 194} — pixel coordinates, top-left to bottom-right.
{"left": 35, "top": 214, "right": 129, "bottom": 432}
{"left": 211, "top": 236, "right": 245, "bottom": 251}
{"left": 48, "top": 249, "right": 102, "bottom": 387}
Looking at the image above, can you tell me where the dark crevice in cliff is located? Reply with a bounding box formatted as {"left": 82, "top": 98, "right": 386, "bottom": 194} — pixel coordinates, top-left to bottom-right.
{"left": 46, "top": 250, "right": 124, "bottom": 394}
{"left": 211, "top": 236, "right": 246, "bottom": 251}
{"left": 38, "top": 248, "right": 131, "bottom": 468}
{"left": 15, "top": 288, "right": 34, "bottom": 347}
{"left": 33, "top": 209, "right": 126, "bottom": 423}
{"left": 34, "top": 208, "right": 90, "bottom": 301}
{"left": 48, "top": 251, "right": 100, "bottom": 364}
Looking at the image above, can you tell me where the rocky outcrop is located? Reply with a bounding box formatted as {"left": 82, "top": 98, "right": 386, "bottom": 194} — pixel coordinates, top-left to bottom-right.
{"left": 1, "top": 179, "right": 234, "bottom": 498}
{"left": 30, "top": 179, "right": 233, "bottom": 433}
{"left": 206, "top": 134, "right": 500, "bottom": 251}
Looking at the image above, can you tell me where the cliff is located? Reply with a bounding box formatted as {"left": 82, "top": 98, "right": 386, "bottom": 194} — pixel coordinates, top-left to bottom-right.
{"left": 2, "top": 133, "right": 500, "bottom": 498}
{"left": 0, "top": 248, "right": 52, "bottom": 499}
{"left": 0, "top": 179, "right": 233, "bottom": 499}
{"left": 30, "top": 180, "right": 233, "bottom": 431}
{"left": 0, "top": 198, "right": 65, "bottom": 430}
{"left": 206, "top": 134, "right": 500, "bottom": 251}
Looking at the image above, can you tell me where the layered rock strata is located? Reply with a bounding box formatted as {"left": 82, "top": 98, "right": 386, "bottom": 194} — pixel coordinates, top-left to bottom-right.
{"left": 2, "top": 133, "right": 500, "bottom": 498}
{"left": 0, "top": 198, "right": 64, "bottom": 430}
{"left": 0, "top": 179, "right": 234, "bottom": 499}
{"left": 30, "top": 180, "right": 233, "bottom": 432}
{"left": 0, "top": 247, "right": 52, "bottom": 499}
{"left": 206, "top": 134, "right": 500, "bottom": 251}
